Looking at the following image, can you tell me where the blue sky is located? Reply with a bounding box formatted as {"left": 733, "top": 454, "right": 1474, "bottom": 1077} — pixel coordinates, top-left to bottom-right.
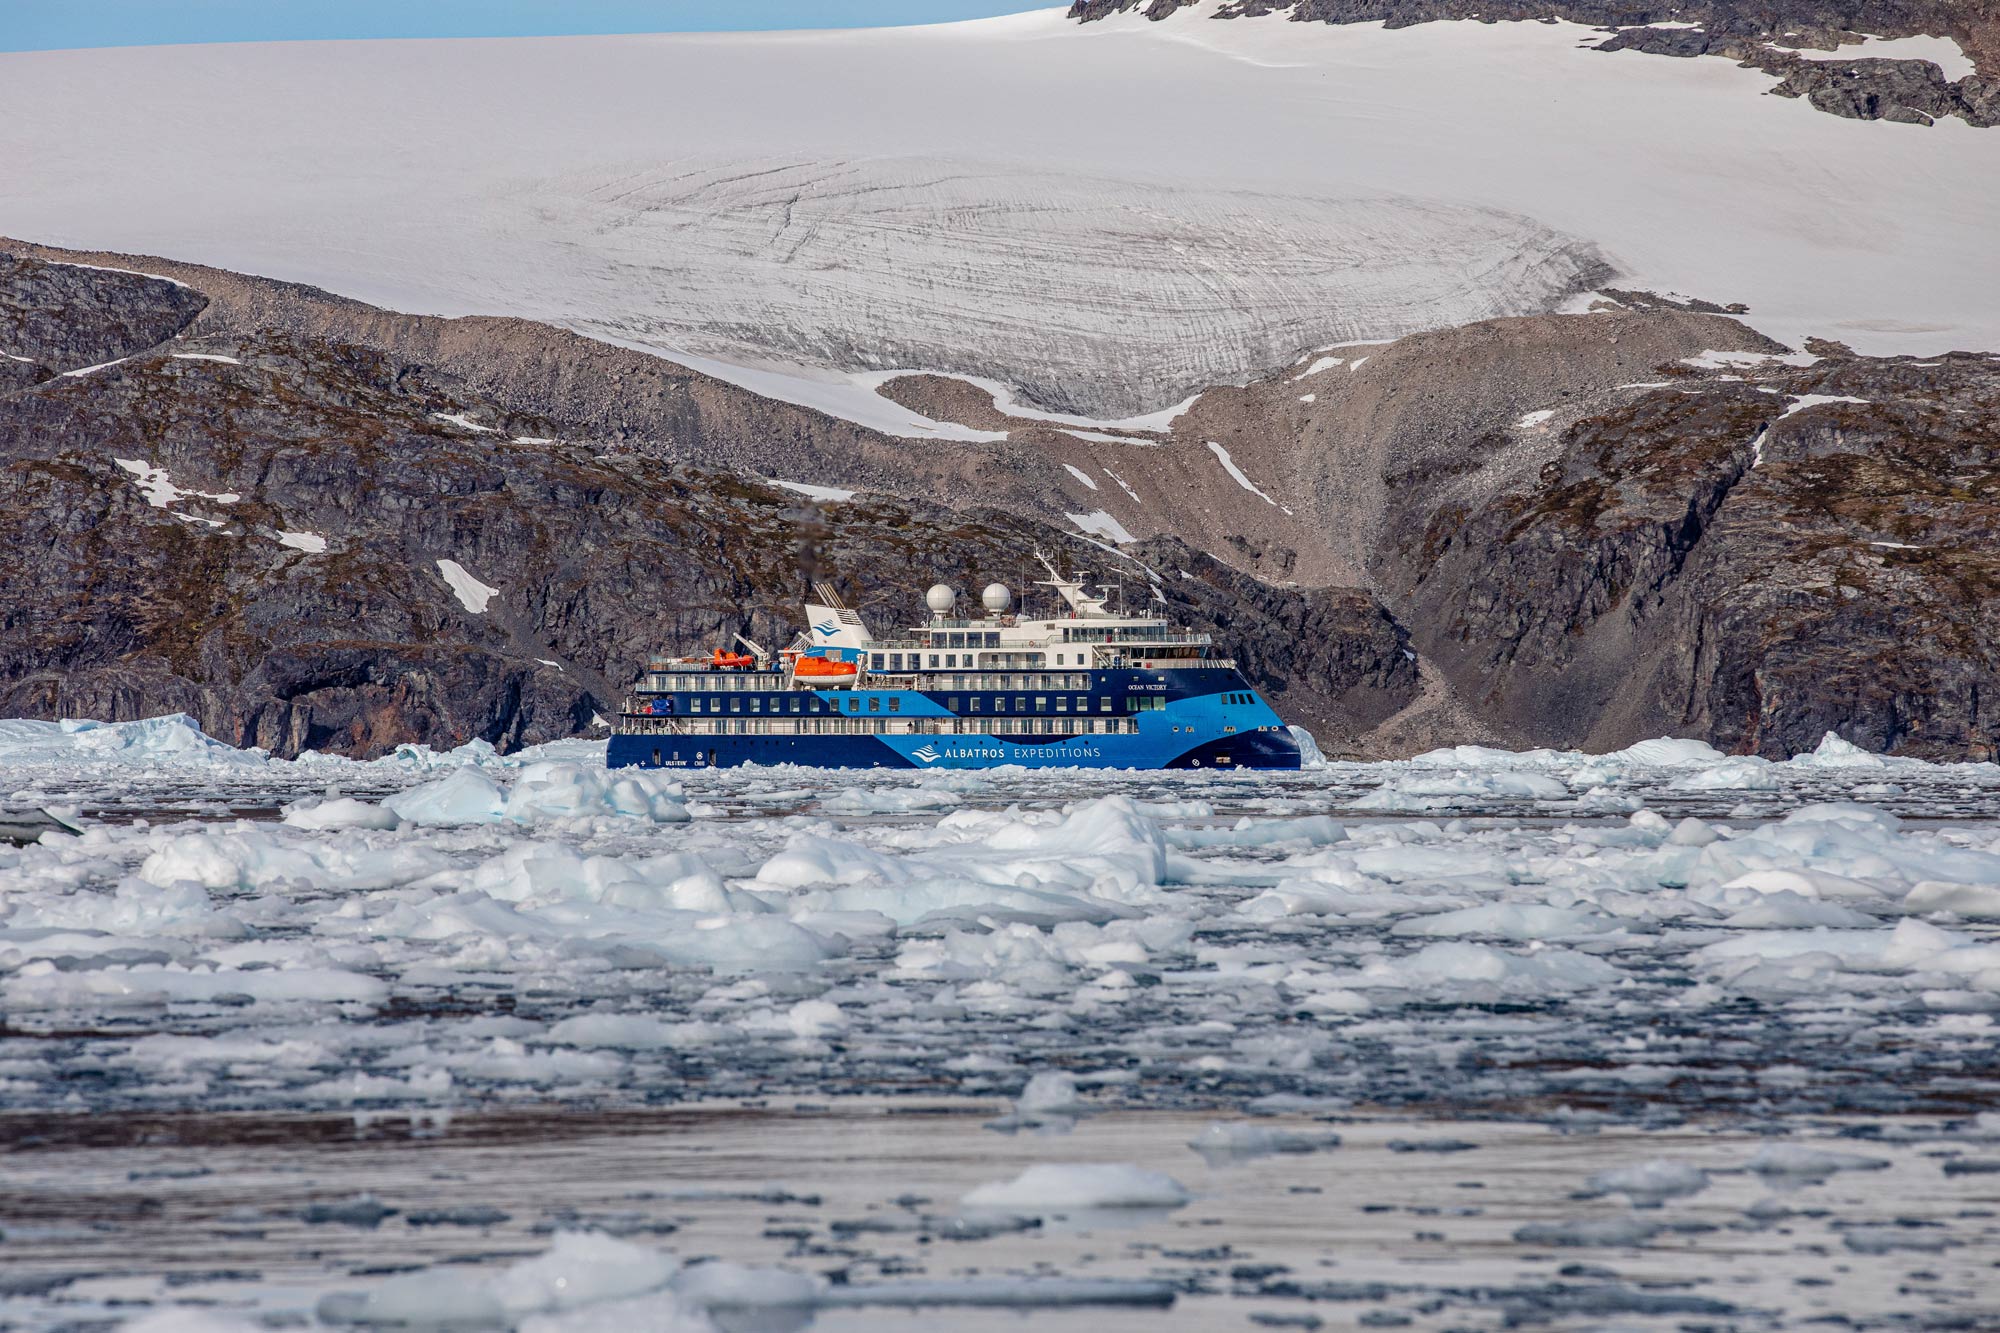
{"left": 3, "top": 2, "right": 1059, "bottom": 53}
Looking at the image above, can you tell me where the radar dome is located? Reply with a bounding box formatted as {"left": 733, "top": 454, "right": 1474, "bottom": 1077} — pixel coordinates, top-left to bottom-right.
{"left": 925, "top": 584, "right": 957, "bottom": 614}
{"left": 981, "top": 582, "right": 1013, "bottom": 612}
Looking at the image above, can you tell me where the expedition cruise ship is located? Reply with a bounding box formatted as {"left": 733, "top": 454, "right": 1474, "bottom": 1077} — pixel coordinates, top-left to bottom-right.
{"left": 607, "top": 562, "right": 1300, "bottom": 771}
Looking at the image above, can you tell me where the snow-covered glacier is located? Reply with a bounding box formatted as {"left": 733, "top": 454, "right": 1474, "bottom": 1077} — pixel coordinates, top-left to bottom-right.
{"left": 3, "top": 10, "right": 1997, "bottom": 415}
{"left": 526, "top": 156, "right": 1607, "bottom": 416}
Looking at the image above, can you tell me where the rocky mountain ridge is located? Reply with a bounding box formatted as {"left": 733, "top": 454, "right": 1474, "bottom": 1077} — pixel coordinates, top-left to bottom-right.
{"left": 1072, "top": 0, "right": 2000, "bottom": 126}
{"left": 834, "top": 299, "right": 2000, "bottom": 760}
{"left": 3, "top": 243, "right": 1993, "bottom": 760}
{"left": 0, "top": 251, "right": 1415, "bottom": 757}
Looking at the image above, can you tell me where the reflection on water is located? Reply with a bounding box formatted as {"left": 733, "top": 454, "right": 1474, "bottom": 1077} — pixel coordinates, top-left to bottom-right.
{"left": 4, "top": 1101, "right": 1997, "bottom": 1331}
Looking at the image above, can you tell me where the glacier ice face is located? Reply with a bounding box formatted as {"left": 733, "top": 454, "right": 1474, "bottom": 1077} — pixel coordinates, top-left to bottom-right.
{"left": 533, "top": 155, "right": 1608, "bottom": 416}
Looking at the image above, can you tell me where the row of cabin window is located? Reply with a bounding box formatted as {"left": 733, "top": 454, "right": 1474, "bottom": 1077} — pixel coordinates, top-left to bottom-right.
{"left": 662, "top": 717, "right": 1141, "bottom": 736}
{"left": 913, "top": 629, "right": 1187, "bottom": 648}
{"left": 868, "top": 652, "right": 1112, "bottom": 676}
{"left": 669, "top": 671, "right": 1096, "bottom": 691}
{"left": 1059, "top": 626, "right": 1180, "bottom": 642}
{"left": 878, "top": 652, "right": 1106, "bottom": 670}
{"left": 679, "top": 694, "right": 1129, "bottom": 715}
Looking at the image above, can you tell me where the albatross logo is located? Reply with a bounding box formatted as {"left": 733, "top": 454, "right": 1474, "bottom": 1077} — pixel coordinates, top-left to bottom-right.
{"left": 912, "top": 745, "right": 940, "bottom": 763}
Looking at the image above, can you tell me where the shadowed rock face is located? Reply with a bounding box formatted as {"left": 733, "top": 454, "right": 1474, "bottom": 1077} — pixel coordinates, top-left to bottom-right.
{"left": 1190, "top": 306, "right": 1998, "bottom": 761}
{"left": 1382, "top": 353, "right": 2000, "bottom": 759}
{"left": 0, "top": 254, "right": 1416, "bottom": 757}
{"left": 1071, "top": 0, "right": 2000, "bottom": 127}
{"left": 0, "top": 255, "right": 208, "bottom": 375}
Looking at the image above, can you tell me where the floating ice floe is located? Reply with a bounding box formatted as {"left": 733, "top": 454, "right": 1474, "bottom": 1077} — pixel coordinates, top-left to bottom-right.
{"left": 1747, "top": 1142, "right": 1891, "bottom": 1180}
{"left": 1016, "top": 1070, "right": 1085, "bottom": 1118}
{"left": 963, "top": 1163, "right": 1191, "bottom": 1211}
{"left": 1348, "top": 941, "right": 1624, "bottom": 998}
{"left": 1584, "top": 1159, "right": 1710, "bottom": 1207}
{"left": 1670, "top": 757, "right": 1779, "bottom": 791}
{"left": 1513, "top": 1214, "right": 1665, "bottom": 1247}
{"left": 4, "top": 713, "right": 2000, "bottom": 1120}
{"left": 1188, "top": 1120, "right": 1342, "bottom": 1164}
{"left": 384, "top": 761, "right": 689, "bottom": 825}
{"left": 819, "top": 783, "right": 962, "bottom": 815}
{"left": 281, "top": 796, "right": 401, "bottom": 831}
{"left": 1391, "top": 903, "right": 1621, "bottom": 941}
{"left": 319, "top": 1230, "right": 698, "bottom": 1326}
{"left": 759, "top": 795, "right": 1170, "bottom": 926}
{"left": 1352, "top": 768, "right": 1568, "bottom": 809}
{"left": 0, "top": 715, "right": 265, "bottom": 767}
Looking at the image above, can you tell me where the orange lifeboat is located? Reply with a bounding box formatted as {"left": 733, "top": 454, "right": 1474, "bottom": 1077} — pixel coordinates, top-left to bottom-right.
{"left": 710, "top": 649, "right": 756, "bottom": 669}
{"left": 793, "top": 655, "right": 859, "bottom": 681}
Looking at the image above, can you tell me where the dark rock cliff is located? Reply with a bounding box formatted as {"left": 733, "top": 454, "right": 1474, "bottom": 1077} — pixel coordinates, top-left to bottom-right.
{"left": 1138, "top": 297, "right": 1999, "bottom": 761}
{"left": 1374, "top": 345, "right": 2000, "bottom": 759}
{"left": 0, "top": 254, "right": 1415, "bottom": 757}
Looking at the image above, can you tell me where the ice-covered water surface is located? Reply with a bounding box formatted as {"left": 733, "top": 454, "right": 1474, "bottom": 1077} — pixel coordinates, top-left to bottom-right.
{"left": 7, "top": 1104, "right": 2000, "bottom": 1332}
{"left": 4, "top": 717, "right": 2000, "bottom": 1329}
{"left": 3, "top": 717, "right": 1998, "bottom": 1123}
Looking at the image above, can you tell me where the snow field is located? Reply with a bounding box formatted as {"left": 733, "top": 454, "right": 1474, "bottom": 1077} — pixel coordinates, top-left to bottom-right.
{"left": 8, "top": 7, "right": 1999, "bottom": 421}
{"left": 434, "top": 558, "right": 498, "bottom": 613}
{"left": 1066, "top": 508, "right": 1137, "bottom": 543}
{"left": 1205, "top": 440, "right": 1279, "bottom": 505}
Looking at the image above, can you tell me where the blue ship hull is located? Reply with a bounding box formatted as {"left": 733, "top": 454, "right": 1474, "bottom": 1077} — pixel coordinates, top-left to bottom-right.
{"left": 608, "top": 724, "right": 1301, "bottom": 771}
{"left": 608, "top": 667, "right": 1300, "bottom": 771}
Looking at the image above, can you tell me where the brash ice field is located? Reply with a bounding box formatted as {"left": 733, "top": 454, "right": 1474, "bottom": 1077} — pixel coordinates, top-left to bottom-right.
{"left": 1, "top": 718, "right": 1997, "bottom": 1330}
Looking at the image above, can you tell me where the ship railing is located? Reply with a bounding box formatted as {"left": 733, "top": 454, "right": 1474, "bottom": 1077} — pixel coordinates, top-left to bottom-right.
{"left": 643, "top": 661, "right": 767, "bottom": 675}
{"left": 864, "top": 630, "right": 1214, "bottom": 649}
{"left": 1090, "top": 653, "right": 1235, "bottom": 669}
{"left": 618, "top": 715, "right": 692, "bottom": 735}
